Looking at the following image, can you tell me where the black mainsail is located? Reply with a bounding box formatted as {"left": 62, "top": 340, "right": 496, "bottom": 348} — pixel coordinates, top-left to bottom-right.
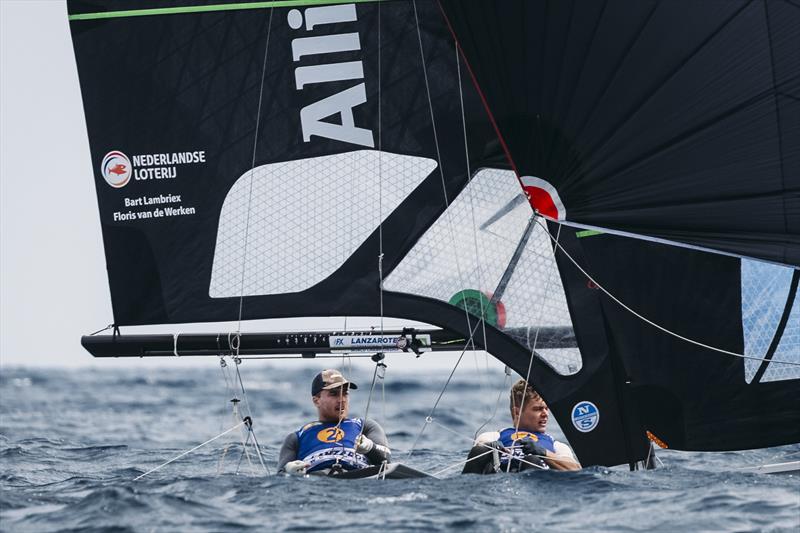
{"left": 68, "top": 0, "right": 799, "bottom": 469}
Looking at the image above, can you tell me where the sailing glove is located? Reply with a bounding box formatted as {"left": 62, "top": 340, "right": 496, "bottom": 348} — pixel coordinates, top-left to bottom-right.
{"left": 520, "top": 440, "right": 548, "bottom": 459}
{"left": 482, "top": 440, "right": 506, "bottom": 452}
{"left": 355, "top": 434, "right": 374, "bottom": 454}
{"left": 284, "top": 460, "right": 309, "bottom": 475}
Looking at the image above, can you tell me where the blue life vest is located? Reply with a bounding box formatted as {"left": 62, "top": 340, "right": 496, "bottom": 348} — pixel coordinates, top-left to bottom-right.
{"left": 295, "top": 418, "right": 369, "bottom": 473}
{"left": 498, "top": 427, "right": 555, "bottom": 465}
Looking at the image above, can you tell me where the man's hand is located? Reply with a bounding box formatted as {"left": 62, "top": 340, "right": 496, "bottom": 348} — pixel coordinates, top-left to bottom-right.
{"left": 284, "top": 460, "right": 309, "bottom": 475}
{"left": 520, "top": 440, "right": 548, "bottom": 458}
{"left": 481, "top": 440, "right": 506, "bottom": 452}
{"left": 355, "top": 434, "right": 374, "bottom": 454}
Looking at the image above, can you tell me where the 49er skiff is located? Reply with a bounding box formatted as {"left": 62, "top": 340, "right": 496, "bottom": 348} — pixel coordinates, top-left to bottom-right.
{"left": 68, "top": 0, "right": 799, "bottom": 476}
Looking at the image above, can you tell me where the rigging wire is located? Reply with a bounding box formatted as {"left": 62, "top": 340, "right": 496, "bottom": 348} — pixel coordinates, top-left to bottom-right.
{"left": 207, "top": 7, "right": 277, "bottom": 478}
{"left": 231, "top": 356, "right": 269, "bottom": 474}
{"left": 539, "top": 218, "right": 800, "bottom": 366}
{"left": 216, "top": 353, "right": 236, "bottom": 473}
{"left": 235, "top": 429, "right": 256, "bottom": 474}
{"left": 88, "top": 324, "right": 114, "bottom": 336}
{"left": 426, "top": 418, "right": 547, "bottom": 476}
{"left": 235, "top": 7, "right": 275, "bottom": 335}
{"left": 406, "top": 315, "right": 489, "bottom": 460}
{"left": 455, "top": 33, "right": 492, "bottom": 397}
{"left": 134, "top": 421, "right": 247, "bottom": 481}
{"left": 406, "top": 5, "right": 506, "bottom": 463}
{"left": 503, "top": 221, "right": 561, "bottom": 472}
{"left": 355, "top": 355, "right": 386, "bottom": 447}
{"left": 378, "top": 0, "right": 384, "bottom": 337}
{"left": 511, "top": 222, "right": 562, "bottom": 462}
{"left": 411, "top": 0, "right": 483, "bottom": 350}
{"left": 472, "top": 365, "right": 512, "bottom": 441}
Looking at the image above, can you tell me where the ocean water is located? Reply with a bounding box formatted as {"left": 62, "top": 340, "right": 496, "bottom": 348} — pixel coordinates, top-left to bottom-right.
{"left": 1, "top": 364, "right": 798, "bottom": 532}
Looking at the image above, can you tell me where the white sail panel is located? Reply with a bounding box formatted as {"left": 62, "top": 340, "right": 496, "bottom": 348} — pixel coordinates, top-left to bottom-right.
{"left": 741, "top": 260, "right": 799, "bottom": 383}
{"left": 385, "top": 168, "right": 581, "bottom": 375}
{"left": 760, "top": 289, "right": 800, "bottom": 383}
{"left": 210, "top": 151, "right": 436, "bottom": 296}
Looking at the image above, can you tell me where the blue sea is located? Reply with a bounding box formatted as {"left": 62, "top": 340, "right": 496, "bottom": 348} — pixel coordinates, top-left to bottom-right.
{"left": 1, "top": 363, "right": 798, "bottom": 532}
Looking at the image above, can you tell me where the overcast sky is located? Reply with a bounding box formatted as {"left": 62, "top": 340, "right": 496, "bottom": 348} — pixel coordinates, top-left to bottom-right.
{"left": 1, "top": 1, "right": 107, "bottom": 368}
{"left": 0, "top": 1, "right": 493, "bottom": 376}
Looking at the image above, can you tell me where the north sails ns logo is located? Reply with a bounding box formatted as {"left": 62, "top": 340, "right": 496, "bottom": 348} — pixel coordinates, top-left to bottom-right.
{"left": 101, "top": 151, "right": 132, "bottom": 188}
{"left": 571, "top": 401, "right": 600, "bottom": 433}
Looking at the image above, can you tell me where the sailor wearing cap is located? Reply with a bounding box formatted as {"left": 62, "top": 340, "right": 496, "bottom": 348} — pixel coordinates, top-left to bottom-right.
{"left": 277, "top": 369, "right": 391, "bottom": 475}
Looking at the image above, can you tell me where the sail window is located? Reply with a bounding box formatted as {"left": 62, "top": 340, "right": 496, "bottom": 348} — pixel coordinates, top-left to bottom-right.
{"left": 209, "top": 150, "right": 436, "bottom": 297}
{"left": 384, "top": 168, "right": 582, "bottom": 376}
{"left": 741, "top": 259, "right": 800, "bottom": 383}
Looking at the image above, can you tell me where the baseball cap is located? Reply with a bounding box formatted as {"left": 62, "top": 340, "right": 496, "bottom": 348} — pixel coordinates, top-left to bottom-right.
{"left": 311, "top": 369, "right": 358, "bottom": 396}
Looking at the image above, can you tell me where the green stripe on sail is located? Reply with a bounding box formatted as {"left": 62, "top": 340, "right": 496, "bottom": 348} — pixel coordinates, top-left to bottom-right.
{"left": 576, "top": 230, "right": 604, "bottom": 238}
{"left": 68, "top": 0, "right": 383, "bottom": 21}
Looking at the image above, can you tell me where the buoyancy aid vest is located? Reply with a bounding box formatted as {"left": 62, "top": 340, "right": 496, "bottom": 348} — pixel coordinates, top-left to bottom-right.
{"left": 498, "top": 427, "right": 555, "bottom": 465}
{"left": 295, "top": 418, "right": 369, "bottom": 473}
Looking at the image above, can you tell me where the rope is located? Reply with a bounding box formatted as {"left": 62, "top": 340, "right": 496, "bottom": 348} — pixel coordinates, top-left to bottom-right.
{"left": 406, "top": 317, "right": 494, "bottom": 460}
{"left": 216, "top": 354, "right": 236, "bottom": 473}
{"left": 377, "top": 0, "right": 385, "bottom": 337}
{"left": 506, "top": 222, "right": 561, "bottom": 471}
{"left": 362, "top": 361, "right": 381, "bottom": 425}
{"left": 134, "top": 421, "right": 246, "bottom": 481}
{"left": 380, "top": 366, "right": 387, "bottom": 429}
{"left": 644, "top": 442, "right": 654, "bottom": 470}
{"left": 430, "top": 449, "right": 494, "bottom": 477}
{"left": 457, "top": 39, "right": 496, "bottom": 403}
{"left": 430, "top": 448, "right": 548, "bottom": 477}
{"left": 248, "top": 427, "right": 271, "bottom": 475}
{"left": 88, "top": 324, "right": 114, "bottom": 336}
{"left": 377, "top": 460, "right": 388, "bottom": 480}
{"left": 412, "top": 0, "right": 483, "bottom": 350}
{"left": 424, "top": 420, "right": 548, "bottom": 476}
{"left": 230, "top": 360, "right": 269, "bottom": 475}
{"left": 235, "top": 427, "right": 256, "bottom": 475}
{"left": 233, "top": 359, "right": 254, "bottom": 419}
{"left": 212, "top": 340, "right": 268, "bottom": 476}
{"left": 473, "top": 366, "right": 512, "bottom": 440}
{"left": 408, "top": 19, "right": 519, "bottom": 463}
{"left": 537, "top": 218, "right": 800, "bottom": 366}
{"left": 512, "top": 222, "right": 560, "bottom": 430}
{"left": 235, "top": 6, "right": 275, "bottom": 333}
{"left": 233, "top": 419, "right": 269, "bottom": 476}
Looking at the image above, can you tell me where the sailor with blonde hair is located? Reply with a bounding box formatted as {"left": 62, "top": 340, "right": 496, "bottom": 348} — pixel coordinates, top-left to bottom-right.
{"left": 462, "top": 379, "right": 580, "bottom": 474}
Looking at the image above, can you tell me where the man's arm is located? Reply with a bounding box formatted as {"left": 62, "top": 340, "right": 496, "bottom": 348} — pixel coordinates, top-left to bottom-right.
{"left": 545, "top": 441, "right": 581, "bottom": 471}
{"left": 359, "top": 418, "right": 391, "bottom": 464}
{"left": 519, "top": 439, "right": 581, "bottom": 471}
{"left": 276, "top": 432, "right": 300, "bottom": 473}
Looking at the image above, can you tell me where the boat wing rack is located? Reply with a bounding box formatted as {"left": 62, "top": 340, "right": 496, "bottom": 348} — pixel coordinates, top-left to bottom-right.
{"left": 81, "top": 327, "right": 576, "bottom": 358}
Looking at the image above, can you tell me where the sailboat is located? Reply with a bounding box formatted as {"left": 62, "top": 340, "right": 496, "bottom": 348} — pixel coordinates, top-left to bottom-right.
{"left": 67, "top": 0, "right": 799, "bottom": 474}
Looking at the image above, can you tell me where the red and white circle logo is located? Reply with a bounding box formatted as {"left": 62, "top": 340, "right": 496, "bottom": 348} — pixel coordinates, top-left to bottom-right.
{"left": 101, "top": 151, "right": 132, "bottom": 188}
{"left": 520, "top": 175, "right": 566, "bottom": 221}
